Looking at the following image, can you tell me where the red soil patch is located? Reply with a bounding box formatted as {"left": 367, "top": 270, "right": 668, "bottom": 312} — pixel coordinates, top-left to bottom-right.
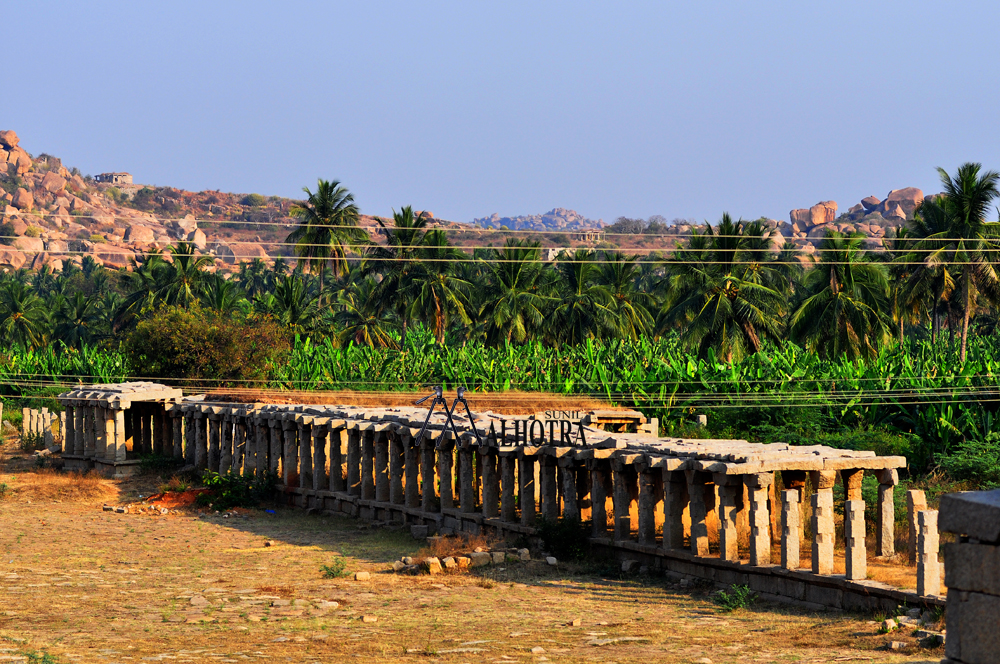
{"left": 147, "top": 489, "right": 211, "bottom": 508}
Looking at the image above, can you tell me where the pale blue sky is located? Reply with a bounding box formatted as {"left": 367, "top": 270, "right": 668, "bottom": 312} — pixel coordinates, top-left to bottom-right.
{"left": 8, "top": 2, "right": 998, "bottom": 224}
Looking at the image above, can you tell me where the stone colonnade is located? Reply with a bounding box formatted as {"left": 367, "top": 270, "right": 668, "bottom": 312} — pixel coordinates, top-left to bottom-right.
{"left": 164, "top": 403, "right": 912, "bottom": 592}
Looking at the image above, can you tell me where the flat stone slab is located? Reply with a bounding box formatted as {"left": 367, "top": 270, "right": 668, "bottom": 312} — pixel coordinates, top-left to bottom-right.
{"left": 940, "top": 489, "right": 1000, "bottom": 542}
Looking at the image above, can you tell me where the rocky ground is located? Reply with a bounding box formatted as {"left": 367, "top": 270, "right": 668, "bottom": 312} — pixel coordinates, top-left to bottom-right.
{"left": 0, "top": 439, "right": 946, "bottom": 664}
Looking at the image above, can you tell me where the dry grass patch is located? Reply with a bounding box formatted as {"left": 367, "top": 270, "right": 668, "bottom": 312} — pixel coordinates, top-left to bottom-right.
{"left": 1, "top": 469, "right": 118, "bottom": 503}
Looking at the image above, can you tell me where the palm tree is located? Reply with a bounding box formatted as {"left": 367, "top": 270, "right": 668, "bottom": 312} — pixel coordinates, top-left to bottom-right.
{"left": 597, "top": 252, "right": 655, "bottom": 340}
{"left": 236, "top": 258, "right": 271, "bottom": 299}
{"left": 268, "top": 274, "right": 320, "bottom": 331}
{"left": 54, "top": 292, "right": 102, "bottom": 349}
{"left": 335, "top": 275, "right": 397, "bottom": 348}
{"left": 201, "top": 275, "right": 249, "bottom": 314}
{"left": 369, "top": 206, "right": 430, "bottom": 344}
{"left": 661, "top": 214, "right": 785, "bottom": 361}
{"left": 914, "top": 163, "right": 1000, "bottom": 362}
{"left": 0, "top": 281, "right": 49, "bottom": 349}
{"left": 790, "top": 231, "right": 891, "bottom": 359}
{"left": 407, "top": 230, "right": 471, "bottom": 344}
{"left": 551, "top": 250, "right": 616, "bottom": 345}
{"left": 113, "top": 251, "right": 166, "bottom": 333}
{"left": 479, "top": 239, "right": 551, "bottom": 344}
{"left": 286, "top": 179, "right": 365, "bottom": 307}
{"left": 157, "top": 242, "right": 213, "bottom": 306}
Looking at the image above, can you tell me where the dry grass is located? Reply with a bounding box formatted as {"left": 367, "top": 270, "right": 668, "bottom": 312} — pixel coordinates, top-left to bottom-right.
{"left": 1, "top": 468, "right": 118, "bottom": 503}
{"left": 417, "top": 532, "right": 504, "bottom": 560}
{"left": 203, "top": 389, "right": 613, "bottom": 415}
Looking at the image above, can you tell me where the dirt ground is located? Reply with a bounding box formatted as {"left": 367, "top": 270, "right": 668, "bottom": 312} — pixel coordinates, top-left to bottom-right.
{"left": 0, "top": 448, "right": 944, "bottom": 664}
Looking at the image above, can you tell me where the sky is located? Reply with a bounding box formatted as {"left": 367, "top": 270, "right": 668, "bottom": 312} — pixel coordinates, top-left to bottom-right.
{"left": 8, "top": 2, "right": 1000, "bottom": 224}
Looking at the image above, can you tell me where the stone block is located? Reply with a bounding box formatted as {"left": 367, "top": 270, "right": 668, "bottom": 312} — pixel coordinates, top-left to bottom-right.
{"left": 940, "top": 489, "right": 1000, "bottom": 543}
{"left": 441, "top": 557, "right": 457, "bottom": 570}
{"left": 944, "top": 542, "right": 1000, "bottom": 596}
{"left": 410, "top": 524, "right": 429, "bottom": 539}
{"left": 469, "top": 552, "right": 492, "bottom": 567}
{"left": 517, "top": 548, "right": 530, "bottom": 561}
{"left": 804, "top": 583, "right": 842, "bottom": 608}
{"left": 491, "top": 551, "right": 505, "bottom": 564}
{"left": 423, "top": 557, "right": 443, "bottom": 575}
{"left": 917, "top": 510, "right": 940, "bottom": 597}
{"left": 946, "top": 588, "right": 1000, "bottom": 663}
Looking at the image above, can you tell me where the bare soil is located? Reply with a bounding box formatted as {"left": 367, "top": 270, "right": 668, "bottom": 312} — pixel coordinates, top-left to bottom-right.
{"left": 0, "top": 443, "right": 944, "bottom": 663}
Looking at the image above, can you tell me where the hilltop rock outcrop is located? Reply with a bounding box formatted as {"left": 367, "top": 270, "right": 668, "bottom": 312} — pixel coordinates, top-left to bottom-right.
{"left": 475, "top": 208, "right": 603, "bottom": 231}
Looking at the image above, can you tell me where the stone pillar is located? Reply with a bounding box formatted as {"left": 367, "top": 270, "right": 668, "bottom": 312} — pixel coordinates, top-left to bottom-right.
{"left": 716, "top": 476, "right": 741, "bottom": 562}
{"left": 269, "top": 421, "right": 282, "bottom": 475}
{"left": 458, "top": 446, "right": 475, "bottom": 513}
{"left": 917, "top": 510, "right": 940, "bottom": 596}
{"left": 875, "top": 469, "right": 898, "bottom": 557}
{"left": 254, "top": 420, "right": 267, "bottom": 476}
{"left": 746, "top": 473, "right": 772, "bottom": 566}
{"left": 74, "top": 405, "right": 85, "bottom": 456}
{"left": 94, "top": 407, "right": 108, "bottom": 459}
{"left": 781, "top": 489, "right": 800, "bottom": 570}
{"left": 907, "top": 489, "right": 927, "bottom": 565}
{"left": 171, "top": 413, "right": 182, "bottom": 460}
{"left": 282, "top": 420, "right": 298, "bottom": 487}
{"left": 208, "top": 417, "right": 221, "bottom": 472}
{"left": 59, "top": 410, "right": 67, "bottom": 452}
{"left": 500, "top": 452, "right": 516, "bottom": 521}
{"left": 41, "top": 408, "right": 52, "bottom": 447}
{"left": 111, "top": 409, "right": 126, "bottom": 462}
{"left": 64, "top": 405, "right": 76, "bottom": 454}
{"left": 662, "top": 470, "right": 688, "bottom": 550}
{"left": 438, "top": 438, "right": 455, "bottom": 510}
{"left": 686, "top": 470, "right": 711, "bottom": 556}
{"left": 220, "top": 415, "right": 233, "bottom": 473}
{"left": 233, "top": 419, "right": 246, "bottom": 474}
{"left": 518, "top": 451, "right": 535, "bottom": 525}
{"left": 844, "top": 499, "right": 867, "bottom": 580}
{"left": 152, "top": 407, "right": 164, "bottom": 456}
{"left": 404, "top": 433, "right": 420, "bottom": 508}
{"left": 560, "top": 460, "right": 580, "bottom": 522}
{"left": 389, "top": 431, "right": 404, "bottom": 504}
{"left": 374, "top": 430, "right": 389, "bottom": 503}
{"left": 330, "top": 427, "right": 346, "bottom": 493}
{"left": 347, "top": 428, "right": 361, "bottom": 496}
{"left": 811, "top": 470, "right": 836, "bottom": 575}
{"left": 298, "top": 422, "right": 313, "bottom": 490}
{"left": 539, "top": 456, "right": 558, "bottom": 520}
{"left": 101, "top": 408, "right": 114, "bottom": 462}
{"left": 21, "top": 407, "right": 28, "bottom": 437}
{"left": 420, "top": 437, "right": 436, "bottom": 510}
{"left": 183, "top": 412, "right": 195, "bottom": 466}
{"left": 140, "top": 407, "right": 152, "bottom": 456}
{"left": 482, "top": 449, "right": 499, "bottom": 518}
{"left": 361, "top": 429, "right": 376, "bottom": 500}
{"left": 313, "top": 425, "right": 328, "bottom": 492}
{"left": 194, "top": 414, "right": 207, "bottom": 470}
{"left": 613, "top": 460, "right": 638, "bottom": 542}
{"left": 637, "top": 464, "right": 657, "bottom": 544}
{"left": 590, "top": 460, "right": 610, "bottom": 538}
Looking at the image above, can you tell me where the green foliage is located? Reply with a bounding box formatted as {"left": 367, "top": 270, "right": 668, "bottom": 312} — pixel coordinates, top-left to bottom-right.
{"left": 122, "top": 305, "right": 290, "bottom": 385}
{"left": 320, "top": 556, "right": 349, "bottom": 578}
{"left": 139, "top": 454, "right": 184, "bottom": 474}
{"left": 19, "top": 431, "right": 45, "bottom": 452}
{"left": 713, "top": 584, "right": 757, "bottom": 612}
{"left": 0, "top": 222, "right": 15, "bottom": 246}
{"left": 23, "top": 226, "right": 40, "bottom": 238}
{"left": 241, "top": 193, "right": 267, "bottom": 207}
{"left": 536, "top": 517, "right": 592, "bottom": 561}
{"left": 196, "top": 470, "right": 277, "bottom": 510}
{"left": 0, "top": 482, "right": 9, "bottom": 499}
{"left": 89, "top": 234, "right": 106, "bottom": 243}
{"left": 938, "top": 434, "right": 1000, "bottom": 488}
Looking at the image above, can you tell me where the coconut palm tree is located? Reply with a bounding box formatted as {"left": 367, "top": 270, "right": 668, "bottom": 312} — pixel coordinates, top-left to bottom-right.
{"left": 54, "top": 291, "right": 103, "bottom": 349}
{"left": 407, "top": 230, "right": 471, "bottom": 344}
{"left": 201, "top": 275, "right": 250, "bottom": 314}
{"left": 335, "top": 275, "right": 397, "bottom": 348}
{"left": 660, "top": 214, "right": 785, "bottom": 361}
{"left": 916, "top": 163, "right": 1000, "bottom": 362}
{"left": 0, "top": 280, "right": 49, "bottom": 349}
{"left": 479, "top": 239, "right": 552, "bottom": 344}
{"left": 286, "top": 179, "right": 365, "bottom": 307}
{"left": 551, "top": 250, "right": 615, "bottom": 345}
{"left": 790, "top": 231, "right": 891, "bottom": 359}
{"left": 157, "top": 242, "right": 213, "bottom": 307}
{"left": 596, "top": 252, "right": 655, "bottom": 340}
{"left": 369, "top": 206, "right": 430, "bottom": 344}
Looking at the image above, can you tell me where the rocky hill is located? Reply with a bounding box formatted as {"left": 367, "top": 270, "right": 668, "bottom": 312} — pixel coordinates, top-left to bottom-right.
{"left": 0, "top": 129, "right": 466, "bottom": 273}
{"left": 474, "top": 208, "right": 604, "bottom": 231}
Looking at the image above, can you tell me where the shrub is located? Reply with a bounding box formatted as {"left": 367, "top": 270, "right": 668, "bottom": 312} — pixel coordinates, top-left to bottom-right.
{"left": 89, "top": 234, "right": 106, "bottom": 243}
{"left": 938, "top": 434, "right": 1000, "bottom": 489}
{"left": 122, "top": 305, "right": 290, "bottom": 385}
{"left": 196, "top": 470, "right": 277, "bottom": 510}
{"left": 19, "top": 431, "right": 45, "bottom": 452}
{"left": 241, "top": 193, "right": 267, "bottom": 207}
{"left": 536, "top": 517, "right": 592, "bottom": 561}
{"left": 320, "top": 557, "right": 349, "bottom": 578}
{"left": 713, "top": 584, "right": 757, "bottom": 612}
{"left": 0, "top": 482, "right": 9, "bottom": 499}
{"left": 160, "top": 475, "right": 192, "bottom": 493}
{"left": 0, "top": 221, "right": 14, "bottom": 246}
{"left": 24, "top": 226, "right": 41, "bottom": 238}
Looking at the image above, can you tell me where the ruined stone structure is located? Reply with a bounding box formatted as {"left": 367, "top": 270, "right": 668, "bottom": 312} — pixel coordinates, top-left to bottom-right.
{"left": 56, "top": 383, "right": 933, "bottom": 612}
{"left": 57, "top": 383, "right": 183, "bottom": 477}
{"left": 94, "top": 172, "right": 133, "bottom": 185}
{"left": 940, "top": 489, "right": 1000, "bottom": 663}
